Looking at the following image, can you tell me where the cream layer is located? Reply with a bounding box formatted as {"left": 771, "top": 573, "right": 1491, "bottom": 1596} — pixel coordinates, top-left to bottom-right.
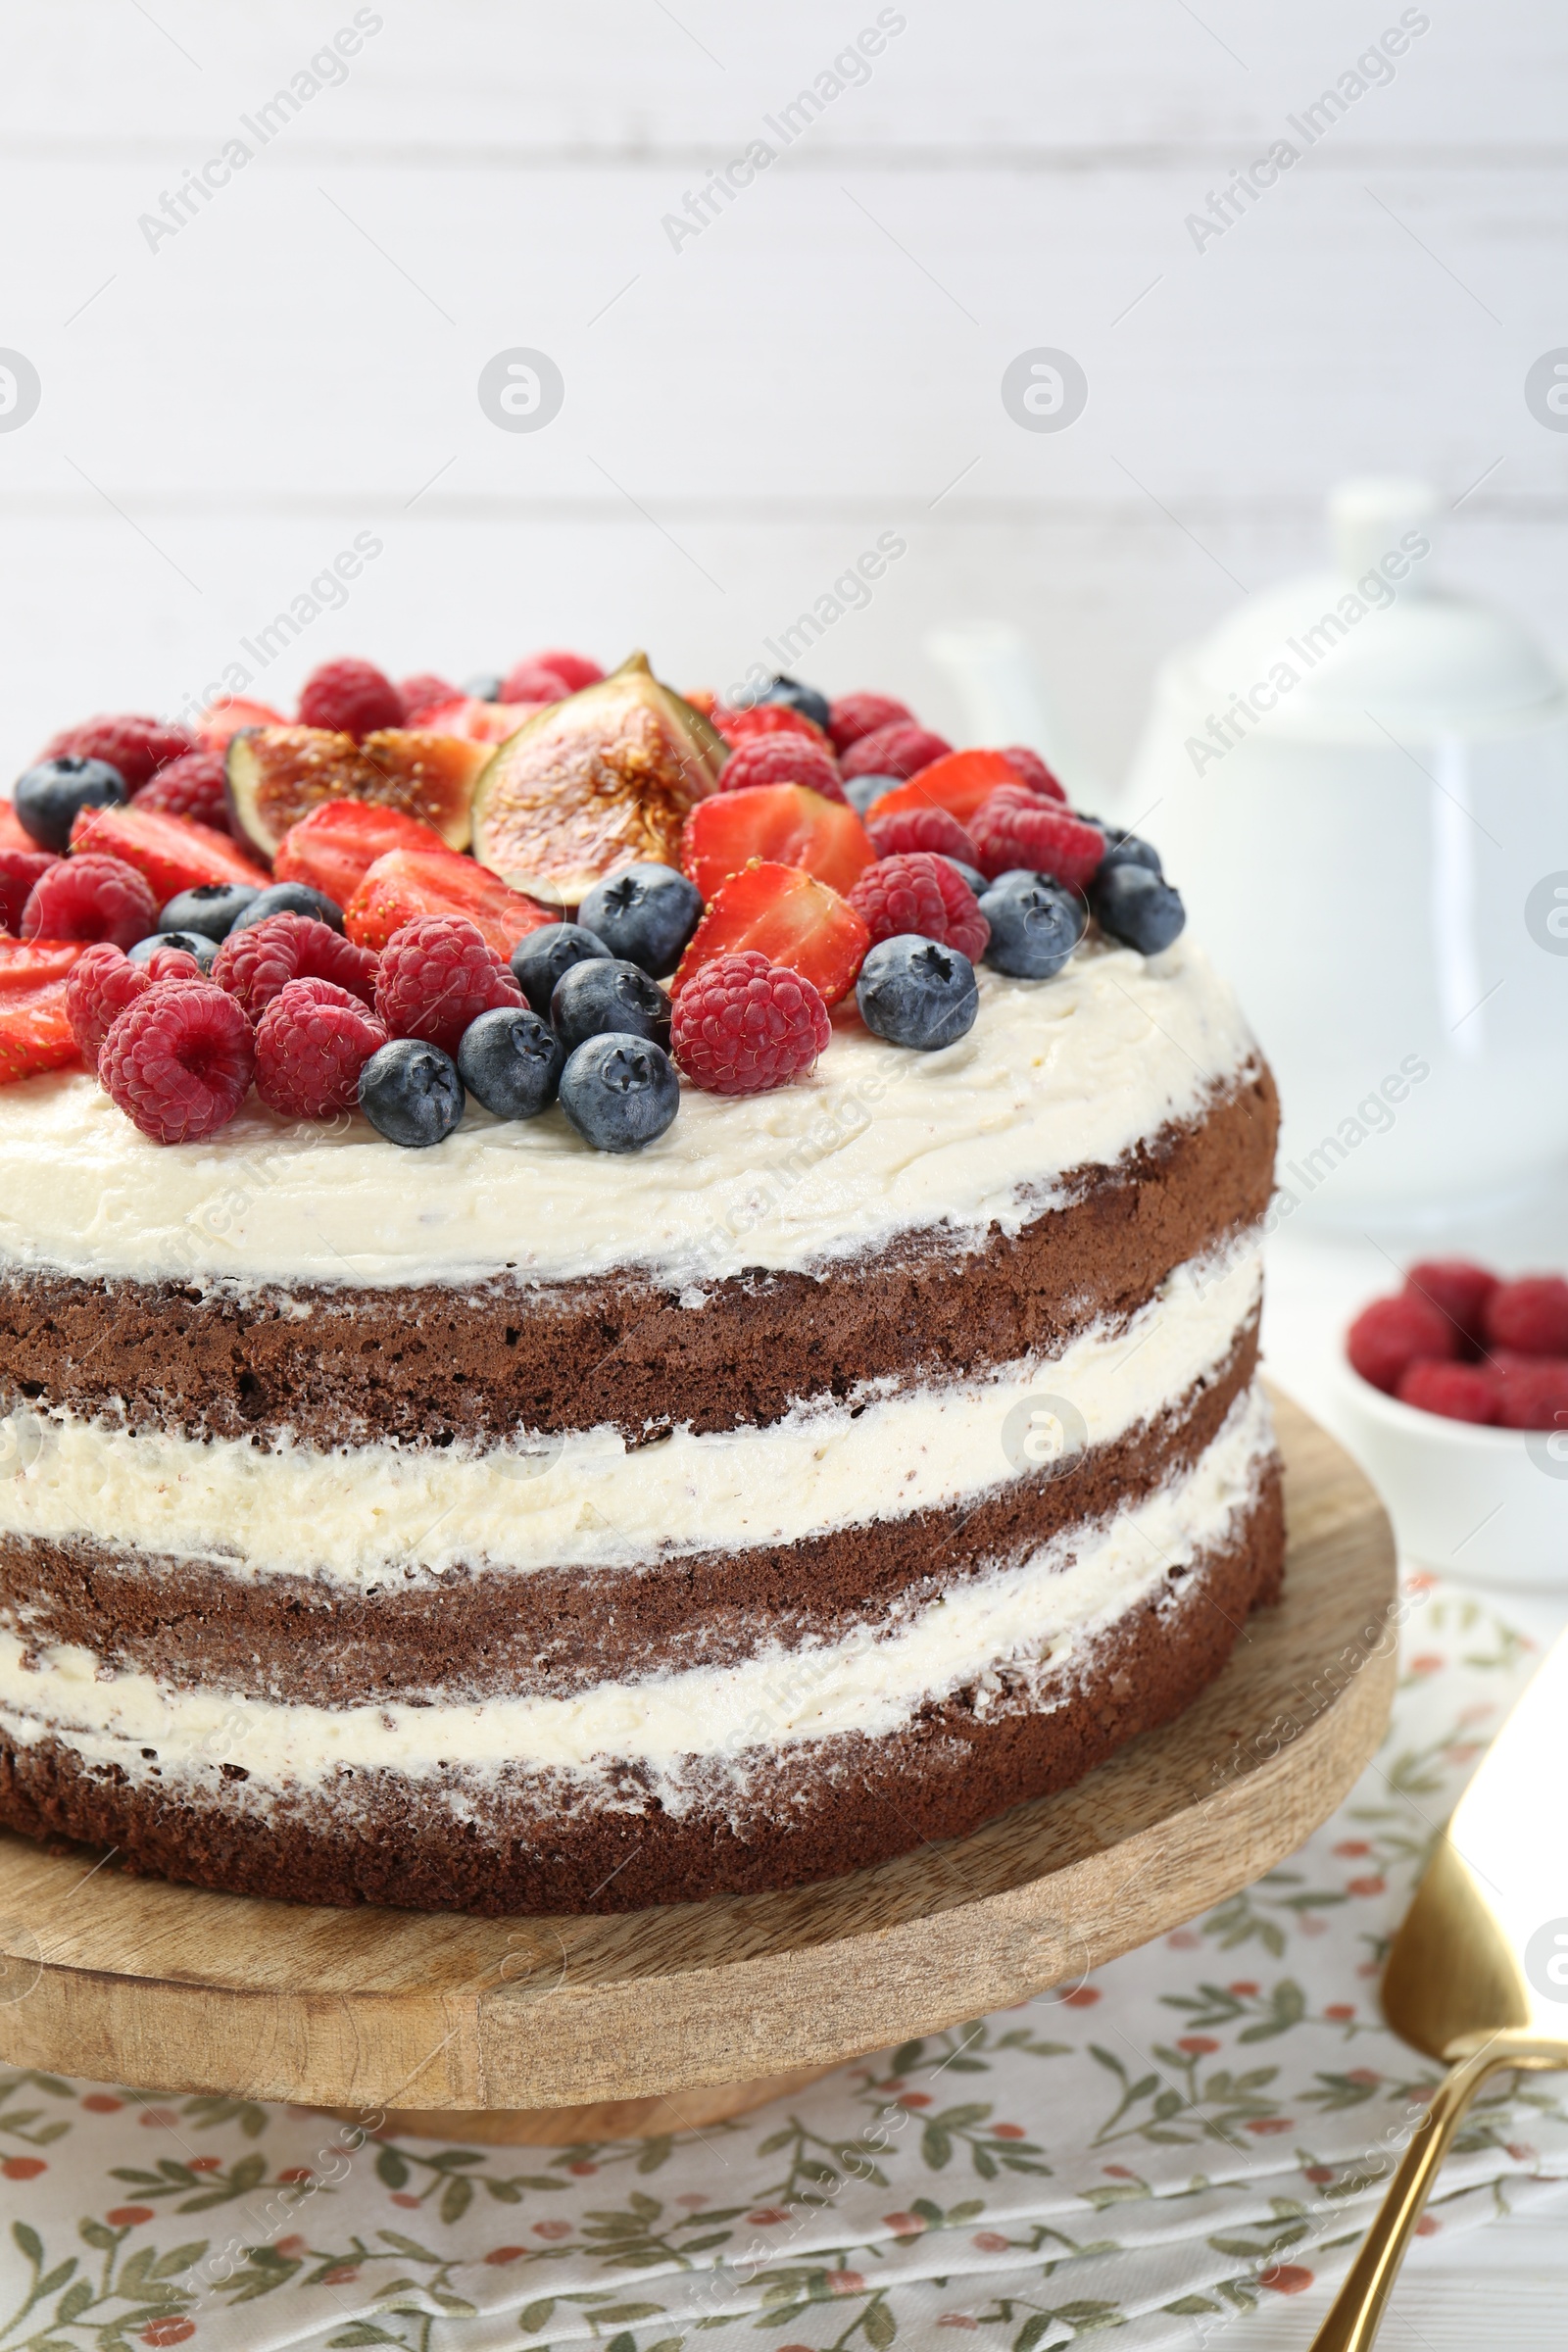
{"left": 0, "top": 942, "right": 1257, "bottom": 1290}
{"left": 0, "top": 1384, "right": 1275, "bottom": 1801}
{"left": 0, "top": 1238, "right": 1261, "bottom": 1584}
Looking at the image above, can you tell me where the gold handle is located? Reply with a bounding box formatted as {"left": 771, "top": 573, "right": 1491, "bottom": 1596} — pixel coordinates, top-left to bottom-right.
{"left": 1308, "top": 2036, "right": 1567, "bottom": 2352}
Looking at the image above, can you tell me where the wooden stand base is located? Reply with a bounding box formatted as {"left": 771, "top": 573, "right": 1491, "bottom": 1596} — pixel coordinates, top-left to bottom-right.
{"left": 355, "top": 2066, "right": 843, "bottom": 2146}
{"left": 0, "top": 1393, "right": 1396, "bottom": 2127}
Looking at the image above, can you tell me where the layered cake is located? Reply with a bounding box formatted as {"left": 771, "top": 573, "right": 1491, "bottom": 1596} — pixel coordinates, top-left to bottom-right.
{"left": 0, "top": 656, "right": 1281, "bottom": 1913}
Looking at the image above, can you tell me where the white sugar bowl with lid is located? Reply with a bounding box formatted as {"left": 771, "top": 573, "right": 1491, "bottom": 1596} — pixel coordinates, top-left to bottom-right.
{"left": 1123, "top": 478, "right": 1568, "bottom": 1219}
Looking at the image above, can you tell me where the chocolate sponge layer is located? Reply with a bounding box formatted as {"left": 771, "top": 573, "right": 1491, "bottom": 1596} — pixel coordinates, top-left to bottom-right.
{"left": 0, "top": 1066, "right": 1276, "bottom": 1448}
{"left": 0, "top": 1462, "right": 1283, "bottom": 1916}
{"left": 0, "top": 1325, "right": 1258, "bottom": 1707}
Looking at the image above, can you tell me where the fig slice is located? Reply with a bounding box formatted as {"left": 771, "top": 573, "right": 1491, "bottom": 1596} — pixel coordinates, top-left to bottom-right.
{"left": 470, "top": 651, "right": 726, "bottom": 907}
{"left": 358, "top": 730, "right": 491, "bottom": 851}
{"left": 225, "top": 726, "right": 489, "bottom": 859}
{"left": 225, "top": 727, "right": 368, "bottom": 860}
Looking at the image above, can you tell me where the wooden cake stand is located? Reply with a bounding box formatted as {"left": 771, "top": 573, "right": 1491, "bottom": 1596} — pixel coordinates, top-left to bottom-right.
{"left": 0, "top": 1392, "right": 1396, "bottom": 2143}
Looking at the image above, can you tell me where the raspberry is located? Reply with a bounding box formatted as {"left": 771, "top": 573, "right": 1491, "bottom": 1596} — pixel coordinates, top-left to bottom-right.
{"left": 498, "top": 660, "right": 571, "bottom": 704}
{"left": 1402, "top": 1259, "right": 1496, "bottom": 1356}
{"left": 132, "top": 749, "right": 230, "bottom": 833}
{"left": 214, "top": 910, "right": 378, "bottom": 1019}
{"left": 101, "top": 981, "right": 255, "bottom": 1143}
{"left": 1346, "top": 1295, "right": 1457, "bottom": 1395}
{"left": 670, "top": 950, "right": 830, "bottom": 1095}
{"left": 297, "top": 659, "right": 404, "bottom": 741}
{"left": 840, "top": 722, "right": 952, "bottom": 783}
{"left": 1396, "top": 1359, "right": 1499, "bottom": 1423}
{"left": 66, "top": 941, "right": 201, "bottom": 1070}
{"left": 501, "top": 651, "right": 603, "bottom": 701}
{"left": 21, "top": 854, "right": 157, "bottom": 949}
{"left": 866, "top": 806, "right": 977, "bottom": 864}
{"left": 1000, "top": 745, "right": 1067, "bottom": 804}
{"left": 531, "top": 650, "right": 604, "bottom": 693}
{"left": 398, "top": 672, "right": 461, "bottom": 722}
{"left": 0, "top": 849, "right": 58, "bottom": 933}
{"left": 40, "top": 714, "right": 194, "bottom": 792}
{"left": 717, "top": 733, "right": 846, "bottom": 803}
{"left": 1483, "top": 1276, "right": 1568, "bottom": 1358}
{"left": 848, "top": 853, "right": 989, "bottom": 962}
{"left": 827, "top": 692, "right": 913, "bottom": 756}
{"left": 255, "top": 977, "right": 388, "bottom": 1120}
{"left": 1494, "top": 1351, "right": 1568, "bottom": 1432}
{"left": 373, "top": 914, "right": 523, "bottom": 1057}
{"left": 970, "top": 793, "right": 1104, "bottom": 890}
{"left": 140, "top": 944, "right": 203, "bottom": 983}
{"left": 67, "top": 942, "right": 150, "bottom": 1067}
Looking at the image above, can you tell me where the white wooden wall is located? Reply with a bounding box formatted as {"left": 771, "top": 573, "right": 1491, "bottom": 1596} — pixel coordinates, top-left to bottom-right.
{"left": 1, "top": 0, "right": 1563, "bottom": 787}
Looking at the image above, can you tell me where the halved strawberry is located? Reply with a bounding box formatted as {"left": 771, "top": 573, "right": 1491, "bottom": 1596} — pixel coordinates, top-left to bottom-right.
{"left": 274, "top": 801, "right": 450, "bottom": 907}
{"left": 408, "top": 697, "right": 544, "bottom": 746}
{"left": 70, "top": 805, "right": 270, "bottom": 902}
{"left": 0, "top": 939, "right": 89, "bottom": 1082}
{"left": 195, "top": 697, "right": 287, "bottom": 750}
{"left": 681, "top": 786, "right": 874, "bottom": 903}
{"left": 343, "top": 847, "right": 556, "bottom": 957}
{"left": 0, "top": 802, "right": 37, "bottom": 855}
{"left": 672, "top": 861, "right": 869, "bottom": 1005}
{"left": 715, "top": 705, "right": 828, "bottom": 749}
{"left": 868, "top": 749, "right": 1026, "bottom": 828}
{"left": 0, "top": 938, "right": 89, "bottom": 991}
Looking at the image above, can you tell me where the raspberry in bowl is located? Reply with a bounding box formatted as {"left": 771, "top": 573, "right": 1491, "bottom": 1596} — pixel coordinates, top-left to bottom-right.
{"left": 1338, "top": 1259, "right": 1568, "bottom": 1589}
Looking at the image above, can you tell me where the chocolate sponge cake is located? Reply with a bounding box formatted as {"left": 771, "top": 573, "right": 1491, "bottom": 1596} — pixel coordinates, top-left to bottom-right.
{"left": 0, "top": 936, "right": 1280, "bottom": 1913}
{"left": 0, "top": 663, "right": 1281, "bottom": 1915}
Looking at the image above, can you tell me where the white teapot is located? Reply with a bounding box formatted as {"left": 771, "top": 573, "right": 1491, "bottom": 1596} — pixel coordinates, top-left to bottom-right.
{"left": 1121, "top": 479, "right": 1568, "bottom": 1218}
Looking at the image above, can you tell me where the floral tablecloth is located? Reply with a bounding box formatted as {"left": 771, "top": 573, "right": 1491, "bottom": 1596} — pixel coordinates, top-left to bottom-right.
{"left": 4, "top": 1572, "right": 1567, "bottom": 2352}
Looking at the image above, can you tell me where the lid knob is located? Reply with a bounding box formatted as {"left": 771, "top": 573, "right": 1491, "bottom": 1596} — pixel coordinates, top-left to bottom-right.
{"left": 1329, "top": 476, "right": 1438, "bottom": 593}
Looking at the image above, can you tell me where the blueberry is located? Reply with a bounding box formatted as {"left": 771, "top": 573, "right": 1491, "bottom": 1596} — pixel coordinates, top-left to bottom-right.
{"left": 941, "top": 855, "right": 989, "bottom": 900}
{"left": 843, "top": 772, "right": 903, "bottom": 816}
{"left": 550, "top": 957, "right": 670, "bottom": 1057}
{"left": 127, "top": 930, "right": 217, "bottom": 971}
{"left": 510, "top": 922, "right": 611, "bottom": 1017}
{"left": 229, "top": 881, "right": 345, "bottom": 934}
{"left": 979, "top": 871, "right": 1087, "bottom": 979}
{"left": 1093, "top": 863, "right": 1186, "bottom": 955}
{"left": 754, "top": 674, "right": 831, "bottom": 732}
{"left": 13, "top": 755, "right": 126, "bottom": 853}
{"left": 857, "top": 935, "right": 978, "bottom": 1050}
{"left": 457, "top": 1006, "right": 564, "bottom": 1119}
{"left": 159, "top": 881, "right": 261, "bottom": 942}
{"left": 463, "top": 671, "right": 504, "bottom": 703}
{"left": 1098, "top": 828, "right": 1162, "bottom": 878}
{"left": 577, "top": 863, "right": 703, "bottom": 978}
{"left": 559, "top": 1033, "right": 680, "bottom": 1153}
{"left": 359, "top": 1038, "right": 466, "bottom": 1148}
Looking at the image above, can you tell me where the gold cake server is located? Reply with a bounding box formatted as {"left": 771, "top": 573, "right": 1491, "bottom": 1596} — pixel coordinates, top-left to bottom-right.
{"left": 1309, "top": 1621, "right": 1568, "bottom": 2350}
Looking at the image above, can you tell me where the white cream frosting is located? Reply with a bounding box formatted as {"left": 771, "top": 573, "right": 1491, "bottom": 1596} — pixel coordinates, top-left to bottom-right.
{"left": 0, "top": 941, "right": 1257, "bottom": 1290}
{"left": 0, "top": 1384, "right": 1274, "bottom": 1800}
{"left": 0, "top": 1239, "right": 1262, "bottom": 1583}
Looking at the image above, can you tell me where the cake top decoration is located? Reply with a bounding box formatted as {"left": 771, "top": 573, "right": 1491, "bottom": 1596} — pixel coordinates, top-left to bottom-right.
{"left": 0, "top": 650, "right": 1186, "bottom": 1150}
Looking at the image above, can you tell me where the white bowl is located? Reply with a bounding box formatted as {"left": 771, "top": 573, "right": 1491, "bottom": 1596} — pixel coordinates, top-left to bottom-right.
{"left": 1334, "top": 1364, "right": 1568, "bottom": 1591}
